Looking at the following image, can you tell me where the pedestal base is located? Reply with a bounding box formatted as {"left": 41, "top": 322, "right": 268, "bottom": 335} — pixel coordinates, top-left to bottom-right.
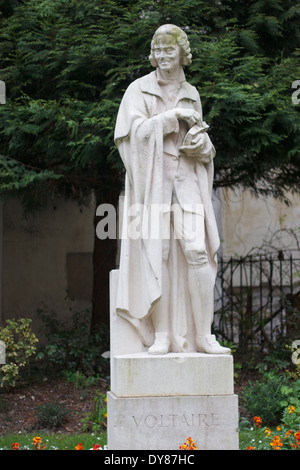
{"left": 111, "top": 352, "right": 234, "bottom": 397}
{"left": 107, "top": 392, "right": 239, "bottom": 450}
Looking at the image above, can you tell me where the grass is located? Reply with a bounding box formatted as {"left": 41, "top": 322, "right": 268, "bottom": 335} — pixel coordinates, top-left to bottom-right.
{"left": 239, "top": 430, "right": 257, "bottom": 450}
{"left": 1, "top": 428, "right": 298, "bottom": 450}
{"left": 0, "top": 429, "right": 270, "bottom": 450}
{"left": 2, "top": 431, "right": 246, "bottom": 450}
{"left": 0, "top": 432, "right": 107, "bottom": 450}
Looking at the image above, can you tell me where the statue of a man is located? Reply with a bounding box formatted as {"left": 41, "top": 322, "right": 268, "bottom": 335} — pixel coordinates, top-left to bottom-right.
{"left": 114, "top": 24, "right": 230, "bottom": 355}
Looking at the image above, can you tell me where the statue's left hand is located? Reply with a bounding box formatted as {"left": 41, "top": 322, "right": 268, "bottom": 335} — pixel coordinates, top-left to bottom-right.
{"left": 179, "top": 132, "right": 211, "bottom": 163}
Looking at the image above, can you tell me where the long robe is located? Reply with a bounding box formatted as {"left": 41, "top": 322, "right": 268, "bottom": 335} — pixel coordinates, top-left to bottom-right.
{"left": 114, "top": 70, "right": 220, "bottom": 352}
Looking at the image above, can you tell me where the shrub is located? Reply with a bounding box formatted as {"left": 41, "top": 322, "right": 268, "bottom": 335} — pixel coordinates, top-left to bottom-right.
{"left": 37, "top": 308, "right": 109, "bottom": 376}
{"left": 241, "top": 401, "right": 300, "bottom": 450}
{"left": 81, "top": 391, "right": 107, "bottom": 434}
{"left": 62, "top": 370, "right": 100, "bottom": 389}
{"left": 0, "top": 318, "right": 38, "bottom": 388}
{"left": 241, "top": 372, "right": 289, "bottom": 426}
{"left": 36, "top": 402, "right": 69, "bottom": 429}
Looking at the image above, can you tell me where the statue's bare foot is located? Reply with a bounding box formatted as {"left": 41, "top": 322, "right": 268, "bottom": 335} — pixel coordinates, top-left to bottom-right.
{"left": 196, "top": 335, "right": 231, "bottom": 354}
{"left": 148, "top": 333, "right": 170, "bottom": 355}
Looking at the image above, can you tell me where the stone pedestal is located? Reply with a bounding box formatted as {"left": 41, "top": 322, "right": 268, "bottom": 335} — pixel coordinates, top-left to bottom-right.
{"left": 111, "top": 352, "right": 234, "bottom": 397}
{"left": 107, "top": 270, "right": 239, "bottom": 450}
{"left": 108, "top": 392, "right": 238, "bottom": 450}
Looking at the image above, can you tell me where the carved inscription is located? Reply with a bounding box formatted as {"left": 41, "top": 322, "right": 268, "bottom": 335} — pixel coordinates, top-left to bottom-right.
{"left": 131, "top": 413, "right": 220, "bottom": 429}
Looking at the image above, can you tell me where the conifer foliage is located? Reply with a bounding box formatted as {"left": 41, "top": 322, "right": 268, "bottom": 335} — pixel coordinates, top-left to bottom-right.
{"left": 0, "top": 0, "right": 299, "bottom": 324}
{"left": 0, "top": 0, "right": 299, "bottom": 201}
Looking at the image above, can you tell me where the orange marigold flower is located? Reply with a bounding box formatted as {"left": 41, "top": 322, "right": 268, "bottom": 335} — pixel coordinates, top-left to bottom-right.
{"left": 270, "top": 435, "right": 283, "bottom": 450}
{"left": 246, "top": 446, "right": 255, "bottom": 450}
{"left": 75, "top": 443, "right": 84, "bottom": 450}
{"left": 32, "top": 436, "right": 46, "bottom": 450}
{"left": 32, "top": 436, "right": 44, "bottom": 449}
{"left": 254, "top": 416, "right": 262, "bottom": 427}
{"left": 285, "top": 430, "right": 293, "bottom": 439}
{"left": 93, "top": 444, "right": 102, "bottom": 450}
{"left": 288, "top": 405, "right": 295, "bottom": 414}
{"left": 32, "top": 436, "right": 42, "bottom": 444}
{"left": 179, "top": 437, "right": 197, "bottom": 450}
{"left": 11, "top": 442, "right": 20, "bottom": 450}
{"left": 294, "top": 430, "right": 300, "bottom": 445}
{"left": 264, "top": 428, "right": 271, "bottom": 436}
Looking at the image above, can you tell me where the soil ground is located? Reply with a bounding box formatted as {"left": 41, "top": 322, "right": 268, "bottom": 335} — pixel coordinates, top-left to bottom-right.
{"left": 0, "top": 372, "right": 108, "bottom": 435}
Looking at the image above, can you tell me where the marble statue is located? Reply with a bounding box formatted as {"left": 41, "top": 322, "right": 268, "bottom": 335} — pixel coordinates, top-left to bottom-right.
{"left": 114, "top": 24, "right": 230, "bottom": 355}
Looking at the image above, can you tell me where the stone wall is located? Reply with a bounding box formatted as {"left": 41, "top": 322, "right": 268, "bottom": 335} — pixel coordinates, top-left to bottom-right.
{"left": 0, "top": 196, "right": 95, "bottom": 341}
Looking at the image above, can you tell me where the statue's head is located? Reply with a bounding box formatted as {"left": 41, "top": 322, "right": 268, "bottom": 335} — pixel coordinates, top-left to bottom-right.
{"left": 149, "top": 24, "right": 192, "bottom": 68}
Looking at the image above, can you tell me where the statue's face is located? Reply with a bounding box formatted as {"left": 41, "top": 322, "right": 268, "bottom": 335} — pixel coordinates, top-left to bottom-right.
{"left": 153, "top": 34, "right": 181, "bottom": 72}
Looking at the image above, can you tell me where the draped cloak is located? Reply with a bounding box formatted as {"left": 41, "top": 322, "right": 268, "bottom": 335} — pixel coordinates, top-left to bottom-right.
{"left": 114, "top": 70, "right": 220, "bottom": 352}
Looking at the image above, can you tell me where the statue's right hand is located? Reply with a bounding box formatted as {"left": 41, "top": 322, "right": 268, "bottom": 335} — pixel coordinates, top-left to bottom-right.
{"left": 174, "top": 108, "right": 201, "bottom": 128}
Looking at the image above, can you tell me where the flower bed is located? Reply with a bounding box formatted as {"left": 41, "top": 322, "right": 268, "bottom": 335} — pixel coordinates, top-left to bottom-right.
{"left": 241, "top": 405, "right": 300, "bottom": 450}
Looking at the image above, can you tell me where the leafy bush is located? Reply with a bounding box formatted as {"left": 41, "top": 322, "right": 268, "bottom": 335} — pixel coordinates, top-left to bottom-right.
{"left": 0, "top": 318, "right": 38, "bottom": 388}
{"left": 255, "top": 340, "right": 293, "bottom": 374}
{"left": 37, "top": 308, "right": 109, "bottom": 376}
{"left": 81, "top": 391, "right": 107, "bottom": 434}
{"left": 240, "top": 400, "right": 300, "bottom": 450}
{"left": 36, "top": 402, "right": 69, "bottom": 428}
{"left": 280, "top": 379, "right": 300, "bottom": 411}
{"left": 62, "top": 370, "right": 100, "bottom": 389}
{"left": 241, "top": 372, "right": 289, "bottom": 426}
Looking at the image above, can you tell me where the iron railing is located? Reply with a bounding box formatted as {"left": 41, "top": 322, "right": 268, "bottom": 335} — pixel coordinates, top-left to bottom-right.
{"left": 213, "top": 254, "right": 300, "bottom": 354}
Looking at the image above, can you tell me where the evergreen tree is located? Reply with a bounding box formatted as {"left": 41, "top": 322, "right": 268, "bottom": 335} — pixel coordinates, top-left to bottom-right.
{"left": 0, "top": 0, "right": 299, "bottom": 326}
